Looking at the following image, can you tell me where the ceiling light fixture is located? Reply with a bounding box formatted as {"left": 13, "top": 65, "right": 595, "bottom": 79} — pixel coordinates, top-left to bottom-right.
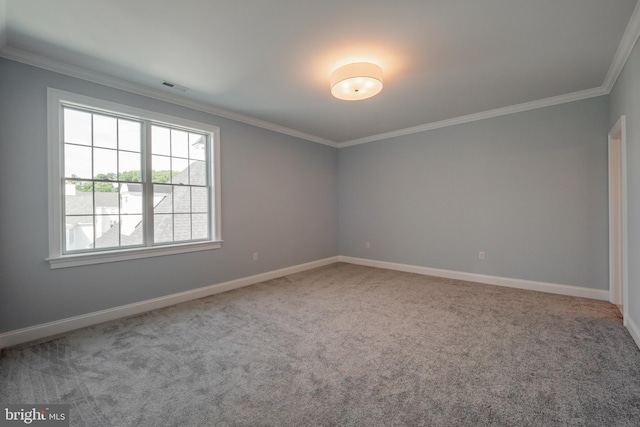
{"left": 330, "top": 62, "right": 383, "bottom": 101}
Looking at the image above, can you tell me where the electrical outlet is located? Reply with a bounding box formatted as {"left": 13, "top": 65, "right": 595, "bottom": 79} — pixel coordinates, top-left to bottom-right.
{"left": 479, "top": 251, "right": 485, "bottom": 260}
{"left": 253, "top": 252, "right": 259, "bottom": 261}
{"left": 365, "top": 241, "right": 371, "bottom": 249}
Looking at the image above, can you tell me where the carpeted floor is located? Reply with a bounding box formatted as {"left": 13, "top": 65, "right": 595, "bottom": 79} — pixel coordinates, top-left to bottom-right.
{"left": 2, "top": 262, "right": 640, "bottom": 426}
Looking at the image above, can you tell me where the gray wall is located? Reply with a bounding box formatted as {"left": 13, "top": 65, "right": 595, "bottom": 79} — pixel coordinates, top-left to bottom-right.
{"left": 0, "top": 54, "right": 619, "bottom": 334}
{"left": 339, "top": 97, "right": 610, "bottom": 289}
{"left": 0, "top": 58, "right": 339, "bottom": 333}
{"left": 610, "top": 36, "right": 640, "bottom": 329}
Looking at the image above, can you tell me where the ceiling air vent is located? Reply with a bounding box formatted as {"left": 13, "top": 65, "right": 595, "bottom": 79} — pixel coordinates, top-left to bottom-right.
{"left": 161, "top": 80, "right": 187, "bottom": 92}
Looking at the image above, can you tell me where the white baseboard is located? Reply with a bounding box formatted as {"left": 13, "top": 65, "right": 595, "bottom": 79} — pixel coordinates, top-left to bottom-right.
{"left": 338, "top": 256, "right": 610, "bottom": 301}
{"left": 0, "top": 256, "right": 339, "bottom": 350}
{"left": 626, "top": 316, "right": 640, "bottom": 350}
{"left": 0, "top": 255, "right": 619, "bottom": 351}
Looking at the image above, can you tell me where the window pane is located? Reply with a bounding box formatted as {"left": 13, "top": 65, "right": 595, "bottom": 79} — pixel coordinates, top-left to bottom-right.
{"left": 119, "top": 119, "right": 141, "bottom": 152}
{"left": 189, "top": 133, "right": 206, "bottom": 161}
{"left": 154, "top": 214, "right": 173, "bottom": 243}
{"left": 152, "top": 155, "right": 171, "bottom": 182}
{"left": 191, "top": 187, "right": 208, "bottom": 213}
{"left": 119, "top": 151, "right": 141, "bottom": 182}
{"left": 189, "top": 160, "right": 207, "bottom": 186}
{"left": 93, "top": 114, "right": 117, "bottom": 149}
{"left": 64, "top": 109, "right": 92, "bottom": 146}
{"left": 94, "top": 148, "right": 118, "bottom": 180}
{"left": 92, "top": 181, "right": 118, "bottom": 193}
{"left": 120, "top": 214, "right": 143, "bottom": 246}
{"left": 58, "top": 100, "right": 215, "bottom": 255}
{"left": 152, "top": 125, "right": 171, "bottom": 155}
{"left": 171, "top": 129, "right": 189, "bottom": 158}
{"left": 65, "top": 144, "right": 92, "bottom": 179}
{"left": 192, "top": 214, "right": 208, "bottom": 240}
{"left": 174, "top": 214, "right": 191, "bottom": 241}
{"left": 172, "top": 158, "right": 189, "bottom": 184}
{"left": 65, "top": 182, "right": 93, "bottom": 215}
{"left": 174, "top": 186, "right": 191, "bottom": 213}
{"left": 65, "top": 215, "right": 94, "bottom": 251}
{"left": 95, "top": 190, "right": 119, "bottom": 216}
{"left": 120, "top": 183, "right": 142, "bottom": 214}
{"left": 94, "top": 215, "right": 119, "bottom": 248}
{"left": 153, "top": 184, "right": 173, "bottom": 213}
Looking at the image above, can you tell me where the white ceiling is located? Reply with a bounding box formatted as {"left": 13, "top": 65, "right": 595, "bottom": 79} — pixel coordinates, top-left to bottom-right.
{"left": 1, "top": 0, "right": 639, "bottom": 145}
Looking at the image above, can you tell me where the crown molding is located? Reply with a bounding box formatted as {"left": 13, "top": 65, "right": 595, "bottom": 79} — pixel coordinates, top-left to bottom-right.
{"left": 0, "top": 46, "right": 339, "bottom": 148}
{"left": 3, "top": 0, "right": 640, "bottom": 152}
{"left": 338, "top": 2, "right": 640, "bottom": 148}
{"left": 339, "top": 86, "right": 608, "bottom": 148}
{"left": 603, "top": 0, "right": 640, "bottom": 93}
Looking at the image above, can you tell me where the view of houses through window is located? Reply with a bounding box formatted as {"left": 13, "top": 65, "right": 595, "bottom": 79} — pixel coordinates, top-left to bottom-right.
{"left": 63, "top": 106, "right": 211, "bottom": 253}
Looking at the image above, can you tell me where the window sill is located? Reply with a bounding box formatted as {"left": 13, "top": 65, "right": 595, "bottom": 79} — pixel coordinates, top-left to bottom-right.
{"left": 47, "top": 241, "right": 223, "bottom": 269}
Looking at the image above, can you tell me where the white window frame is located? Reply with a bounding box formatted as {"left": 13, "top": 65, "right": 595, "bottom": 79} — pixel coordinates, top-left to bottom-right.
{"left": 47, "top": 88, "right": 222, "bottom": 269}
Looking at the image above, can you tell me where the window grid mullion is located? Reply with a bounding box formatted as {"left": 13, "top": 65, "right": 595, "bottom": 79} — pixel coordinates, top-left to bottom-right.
{"left": 91, "top": 113, "right": 97, "bottom": 249}
{"left": 172, "top": 189, "right": 176, "bottom": 242}
{"left": 116, "top": 119, "right": 121, "bottom": 248}
{"left": 143, "top": 121, "right": 154, "bottom": 247}
{"left": 207, "top": 135, "right": 213, "bottom": 240}
{"left": 170, "top": 129, "right": 176, "bottom": 242}
{"left": 54, "top": 93, "right": 217, "bottom": 258}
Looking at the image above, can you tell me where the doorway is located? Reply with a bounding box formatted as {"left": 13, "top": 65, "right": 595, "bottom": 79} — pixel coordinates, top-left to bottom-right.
{"left": 608, "top": 116, "right": 627, "bottom": 324}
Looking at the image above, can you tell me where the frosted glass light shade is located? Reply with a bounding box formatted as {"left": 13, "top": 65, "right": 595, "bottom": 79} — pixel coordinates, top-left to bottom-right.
{"left": 330, "top": 62, "right": 383, "bottom": 101}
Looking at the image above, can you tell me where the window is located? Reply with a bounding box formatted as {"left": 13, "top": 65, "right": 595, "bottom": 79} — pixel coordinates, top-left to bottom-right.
{"left": 47, "top": 89, "right": 221, "bottom": 268}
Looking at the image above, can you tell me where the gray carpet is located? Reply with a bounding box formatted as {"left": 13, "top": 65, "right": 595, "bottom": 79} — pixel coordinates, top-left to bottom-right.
{"left": 2, "top": 263, "right": 640, "bottom": 426}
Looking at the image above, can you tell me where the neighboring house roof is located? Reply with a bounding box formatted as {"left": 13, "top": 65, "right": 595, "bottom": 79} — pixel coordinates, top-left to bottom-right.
{"left": 95, "top": 219, "right": 144, "bottom": 247}
{"left": 65, "top": 191, "right": 119, "bottom": 227}
{"left": 122, "top": 183, "right": 143, "bottom": 193}
{"left": 66, "top": 191, "right": 119, "bottom": 213}
{"left": 93, "top": 161, "right": 208, "bottom": 248}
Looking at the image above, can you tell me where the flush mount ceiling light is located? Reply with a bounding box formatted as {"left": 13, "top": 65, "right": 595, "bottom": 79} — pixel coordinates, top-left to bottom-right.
{"left": 330, "top": 62, "right": 383, "bottom": 101}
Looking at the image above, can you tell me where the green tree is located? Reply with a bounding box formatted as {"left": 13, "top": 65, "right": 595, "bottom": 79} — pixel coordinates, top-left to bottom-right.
{"left": 72, "top": 170, "right": 177, "bottom": 192}
{"left": 119, "top": 170, "right": 141, "bottom": 182}
{"left": 151, "top": 170, "right": 178, "bottom": 184}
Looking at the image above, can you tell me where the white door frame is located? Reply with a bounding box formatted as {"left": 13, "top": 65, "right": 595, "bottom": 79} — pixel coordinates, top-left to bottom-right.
{"left": 608, "top": 115, "right": 628, "bottom": 324}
